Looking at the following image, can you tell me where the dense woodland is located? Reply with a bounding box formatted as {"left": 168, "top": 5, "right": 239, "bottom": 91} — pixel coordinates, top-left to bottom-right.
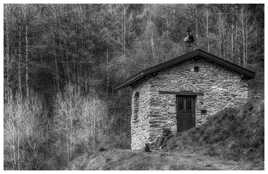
{"left": 4, "top": 4, "right": 264, "bottom": 169}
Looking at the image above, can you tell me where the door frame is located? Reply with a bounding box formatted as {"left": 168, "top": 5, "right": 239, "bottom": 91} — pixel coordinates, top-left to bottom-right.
{"left": 176, "top": 95, "right": 196, "bottom": 132}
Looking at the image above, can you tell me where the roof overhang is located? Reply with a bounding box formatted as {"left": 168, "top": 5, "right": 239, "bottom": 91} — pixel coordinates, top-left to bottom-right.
{"left": 115, "top": 49, "right": 255, "bottom": 90}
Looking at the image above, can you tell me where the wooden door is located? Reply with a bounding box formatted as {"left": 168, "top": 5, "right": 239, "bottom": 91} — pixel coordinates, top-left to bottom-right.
{"left": 176, "top": 95, "right": 196, "bottom": 132}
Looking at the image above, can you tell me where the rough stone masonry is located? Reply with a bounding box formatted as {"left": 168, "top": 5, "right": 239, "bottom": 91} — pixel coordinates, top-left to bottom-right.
{"left": 130, "top": 58, "right": 250, "bottom": 150}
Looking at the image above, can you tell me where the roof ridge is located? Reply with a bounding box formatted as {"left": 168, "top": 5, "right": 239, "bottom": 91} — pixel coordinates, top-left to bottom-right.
{"left": 115, "top": 49, "right": 255, "bottom": 90}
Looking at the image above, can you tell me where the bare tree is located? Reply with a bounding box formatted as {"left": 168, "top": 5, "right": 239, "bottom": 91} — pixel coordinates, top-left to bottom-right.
{"left": 241, "top": 6, "right": 248, "bottom": 66}
{"left": 22, "top": 5, "right": 29, "bottom": 97}
{"left": 206, "top": 5, "right": 210, "bottom": 52}
{"left": 122, "top": 5, "right": 126, "bottom": 56}
{"left": 4, "top": 5, "right": 11, "bottom": 95}
{"left": 106, "top": 48, "right": 109, "bottom": 98}
{"left": 231, "top": 24, "right": 234, "bottom": 60}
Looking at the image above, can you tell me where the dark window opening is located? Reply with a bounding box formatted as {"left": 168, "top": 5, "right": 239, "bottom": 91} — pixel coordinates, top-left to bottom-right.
{"left": 194, "top": 66, "right": 199, "bottom": 72}
{"left": 134, "top": 92, "right": 140, "bottom": 120}
{"left": 201, "top": 109, "right": 207, "bottom": 114}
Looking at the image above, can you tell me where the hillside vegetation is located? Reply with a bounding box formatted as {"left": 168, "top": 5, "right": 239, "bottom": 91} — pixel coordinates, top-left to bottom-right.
{"left": 69, "top": 149, "right": 261, "bottom": 170}
{"left": 68, "top": 98, "right": 264, "bottom": 170}
{"left": 4, "top": 4, "right": 264, "bottom": 169}
{"left": 165, "top": 100, "right": 264, "bottom": 161}
{"left": 68, "top": 61, "right": 264, "bottom": 170}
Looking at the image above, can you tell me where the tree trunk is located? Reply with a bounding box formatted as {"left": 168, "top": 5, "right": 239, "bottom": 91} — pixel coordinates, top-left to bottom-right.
{"left": 206, "top": 6, "right": 209, "bottom": 52}
{"left": 166, "top": 15, "right": 169, "bottom": 37}
{"left": 25, "top": 24, "right": 29, "bottom": 97}
{"left": 17, "top": 127, "right": 20, "bottom": 169}
{"left": 255, "top": 14, "right": 258, "bottom": 56}
{"left": 54, "top": 17, "right": 59, "bottom": 92}
{"left": 231, "top": 25, "right": 234, "bottom": 61}
{"left": 93, "top": 97, "right": 97, "bottom": 150}
{"left": 65, "top": 115, "right": 69, "bottom": 161}
{"left": 195, "top": 6, "right": 198, "bottom": 47}
{"left": 5, "top": 5, "right": 10, "bottom": 94}
{"left": 218, "top": 12, "right": 223, "bottom": 57}
{"left": 18, "top": 25, "right": 22, "bottom": 96}
{"left": 122, "top": 5, "right": 126, "bottom": 56}
{"left": 106, "top": 48, "right": 109, "bottom": 99}
{"left": 151, "top": 29, "right": 155, "bottom": 61}
{"left": 235, "top": 20, "right": 238, "bottom": 64}
{"left": 13, "top": 123, "right": 16, "bottom": 169}
{"left": 54, "top": 34, "right": 60, "bottom": 92}
{"left": 245, "top": 9, "right": 248, "bottom": 65}
{"left": 70, "top": 116, "right": 72, "bottom": 160}
{"left": 241, "top": 7, "right": 246, "bottom": 66}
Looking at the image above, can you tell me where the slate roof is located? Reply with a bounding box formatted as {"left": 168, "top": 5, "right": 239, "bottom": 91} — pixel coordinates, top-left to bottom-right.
{"left": 115, "top": 49, "right": 255, "bottom": 90}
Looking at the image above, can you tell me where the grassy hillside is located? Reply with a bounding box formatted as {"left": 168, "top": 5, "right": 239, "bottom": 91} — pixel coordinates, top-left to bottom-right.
{"left": 165, "top": 100, "right": 264, "bottom": 162}
{"left": 68, "top": 149, "right": 262, "bottom": 170}
{"left": 68, "top": 62, "right": 264, "bottom": 170}
{"left": 68, "top": 98, "right": 264, "bottom": 170}
{"left": 164, "top": 62, "right": 264, "bottom": 166}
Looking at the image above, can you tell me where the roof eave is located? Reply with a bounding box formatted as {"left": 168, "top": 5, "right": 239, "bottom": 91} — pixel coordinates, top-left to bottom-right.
{"left": 114, "top": 49, "right": 255, "bottom": 90}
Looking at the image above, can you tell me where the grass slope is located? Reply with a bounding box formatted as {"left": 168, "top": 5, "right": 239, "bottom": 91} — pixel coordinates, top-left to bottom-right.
{"left": 68, "top": 149, "right": 261, "bottom": 170}
{"left": 69, "top": 63, "right": 264, "bottom": 170}
{"left": 165, "top": 99, "right": 264, "bottom": 164}
{"left": 69, "top": 99, "right": 264, "bottom": 170}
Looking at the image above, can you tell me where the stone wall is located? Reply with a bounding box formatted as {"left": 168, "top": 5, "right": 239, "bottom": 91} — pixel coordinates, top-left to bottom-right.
{"left": 131, "top": 58, "right": 249, "bottom": 150}
{"left": 131, "top": 81, "right": 151, "bottom": 150}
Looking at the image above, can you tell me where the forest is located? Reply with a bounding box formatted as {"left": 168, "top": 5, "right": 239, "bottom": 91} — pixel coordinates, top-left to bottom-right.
{"left": 4, "top": 4, "right": 264, "bottom": 169}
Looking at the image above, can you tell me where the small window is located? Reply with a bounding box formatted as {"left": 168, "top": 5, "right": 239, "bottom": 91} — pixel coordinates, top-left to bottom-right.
{"left": 133, "top": 92, "right": 140, "bottom": 120}
{"left": 201, "top": 109, "right": 207, "bottom": 114}
{"left": 194, "top": 66, "right": 199, "bottom": 72}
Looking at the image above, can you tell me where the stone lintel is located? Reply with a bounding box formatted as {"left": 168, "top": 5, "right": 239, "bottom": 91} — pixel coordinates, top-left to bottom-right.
{"left": 159, "top": 90, "right": 204, "bottom": 96}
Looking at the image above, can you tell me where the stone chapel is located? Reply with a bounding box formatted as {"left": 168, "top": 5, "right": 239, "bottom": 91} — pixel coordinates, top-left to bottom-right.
{"left": 115, "top": 49, "right": 255, "bottom": 150}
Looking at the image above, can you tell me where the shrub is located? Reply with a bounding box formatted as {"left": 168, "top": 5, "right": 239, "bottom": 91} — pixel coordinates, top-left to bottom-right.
{"left": 53, "top": 84, "right": 110, "bottom": 165}
{"left": 4, "top": 91, "right": 46, "bottom": 169}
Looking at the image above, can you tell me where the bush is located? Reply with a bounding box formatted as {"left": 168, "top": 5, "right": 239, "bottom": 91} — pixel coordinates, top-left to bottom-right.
{"left": 53, "top": 84, "right": 110, "bottom": 165}
{"left": 4, "top": 84, "right": 131, "bottom": 169}
{"left": 4, "top": 91, "right": 46, "bottom": 169}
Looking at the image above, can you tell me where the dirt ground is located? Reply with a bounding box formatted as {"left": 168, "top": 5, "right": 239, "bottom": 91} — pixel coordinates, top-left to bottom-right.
{"left": 69, "top": 149, "right": 263, "bottom": 170}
